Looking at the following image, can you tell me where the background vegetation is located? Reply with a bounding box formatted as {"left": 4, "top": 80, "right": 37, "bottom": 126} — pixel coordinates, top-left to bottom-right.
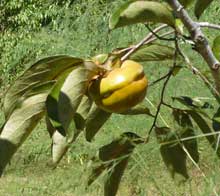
{"left": 0, "top": 0, "right": 220, "bottom": 195}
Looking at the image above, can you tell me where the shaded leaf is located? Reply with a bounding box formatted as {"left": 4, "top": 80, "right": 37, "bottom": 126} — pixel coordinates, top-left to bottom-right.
{"left": 0, "top": 93, "right": 48, "bottom": 175}
{"left": 194, "top": 0, "right": 214, "bottom": 19}
{"left": 172, "top": 96, "right": 213, "bottom": 118}
{"left": 187, "top": 110, "right": 217, "bottom": 151}
{"left": 212, "top": 35, "right": 220, "bottom": 61}
{"left": 4, "top": 55, "right": 83, "bottom": 119}
{"left": 155, "top": 127, "right": 189, "bottom": 182}
{"left": 88, "top": 132, "right": 143, "bottom": 196}
{"left": 46, "top": 96, "right": 92, "bottom": 166}
{"left": 57, "top": 62, "right": 99, "bottom": 136}
{"left": 129, "top": 44, "right": 175, "bottom": 62}
{"left": 173, "top": 110, "right": 199, "bottom": 163}
{"left": 109, "top": 1, "right": 175, "bottom": 30}
{"left": 85, "top": 104, "right": 112, "bottom": 142}
{"left": 213, "top": 107, "right": 220, "bottom": 132}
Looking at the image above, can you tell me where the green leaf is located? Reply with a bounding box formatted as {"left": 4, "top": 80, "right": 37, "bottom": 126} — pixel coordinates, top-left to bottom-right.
{"left": 4, "top": 55, "right": 83, "bottom": 119}
{"left": 173, "top": 110, "right": 199, "bottom": 163}
{"left": 109, "top": 1, "right": 175, "bottom": 30}
{"left": 88, "top": 132, "right": 143, "bottom": 196}
{"left": 172, "top": 96, "right": 213, "bottom": 118}
{"left": 213, "top": 107, "right": 220, "bottom": 131}
{"left": 129, "top": 44, "right": 175, "bottom": 62}
{"left": 187, "top": 110, "right": 217, "bottom": 150}
{"left": 212, "top": 35, "right": 220, "bottom": 61}
{"left": 155, "top": 127, "right": 189, "bottom": 182}
{"left": 179, "top": 0, "right": 194, "bottom": 8}
{"left": 57, "top": 62, "right": 98, "bottom": 136}
{"left": 0, "top": 93, "right": 48, "bottom": 175}
{"left": 194, "top": 0, "right": 214, "bottom": 19}
{"left": 85, "top": 104, "right": 111, "bottom": 142}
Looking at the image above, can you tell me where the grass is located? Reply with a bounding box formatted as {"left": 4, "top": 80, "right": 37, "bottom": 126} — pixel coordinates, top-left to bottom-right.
{"left": 0, "top": 1, "right": 220, "bottom": 195}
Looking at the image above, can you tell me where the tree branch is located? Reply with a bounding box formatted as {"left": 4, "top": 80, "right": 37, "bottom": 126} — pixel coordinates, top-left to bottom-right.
{"left": 167, "top": 0, "right": 220, "bottom": 93}
{"left": 199, "top": 22, "right": 220, "bottom": 31}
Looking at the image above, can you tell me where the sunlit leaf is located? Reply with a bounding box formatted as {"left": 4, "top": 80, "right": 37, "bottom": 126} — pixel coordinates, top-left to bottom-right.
{"left": 88, "top": 132, "right": 143, "bottom": 196}
{"left": 4, "top": 55, "right": 83, "bottom": 119}
{"left": 179, "top": 0, "right": 194, "bottom": 8}
{"left": 212, "top": 35, "right": 220, "bottom": 61}
{"left": 129, "top": 44, "right": 175, "bottom": 62}
{"left": 194, "top": 0, "right": 214, "bottom": 19}
{"left": 0, "top": 93, "right": 49, "bottom": 175}
{"left": 85, "top": 104, "right": 111, "bottom": 142}
{"left": 109, "top": 1, "right": 175, "bottom": 30}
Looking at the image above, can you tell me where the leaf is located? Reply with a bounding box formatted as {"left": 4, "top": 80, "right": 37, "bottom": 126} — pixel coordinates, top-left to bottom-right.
{"left": 4, "top": 55, "right": 83, "bottom": 119}
{"left": 0, "top": 93, "right": 48, "bottom": 175}
{"left": 213, "top": 107, "right": 220, "bottom": 132}
{"left": 85, "top": 104, "right": 112, "bottom": 142}
{"left": 129, "top": 44, "right": 175, "bottom": 62}
{"left": 88, "top": 132, "right": 143, "bottom": 196}
{"left": 109, "top": 1, "right": 175, "bottom": 30}
{"left": 194, "top": 0, "right": 214, "bottom": 19}
{"left": 57, "top": 61, "right": 99, "bottom": 136}
{"left": 187, "top": 110, "right": 217, "bottom": 150}
{"left": 212, "top": 35, "right": 220, "bottom": 61}
{"left": 179, "top": 0, "right": 194, "bottom": 8}
{"left": 173, "top": 110, "right": 199, "bottom": 163}
{"left": 155, "top": 127, "right": 189, "bottom": 182}
{"left": 46, "top": 95, "right": 93, "bottom": 166}
{"left": 172, "top": 96, "right": 213, "bottom": 118}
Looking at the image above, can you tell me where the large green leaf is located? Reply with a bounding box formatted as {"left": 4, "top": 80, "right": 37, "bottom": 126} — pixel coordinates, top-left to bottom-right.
{"left": 187, "top": 110, "right": 217, "bottom": 150}
{"left": 194, "top": 0, "right": 214, "bottom": 19}
{"left": 129, "top": 44, "right": 175, "bottom": 62}
{"left": 85, "top": 104, "right": 112, "bottom": 142}
{"left": 0, "top": 92, "right": 49, "bottom": 175}
{"left": 212, "top": 35, "right": 220, "bottom": 61}
{"left": 109, "top": 1, "right": 175, "bottom": 30}
{"left": 88, "top": 132, "right": 143, "bottom": 196}
{"left": 173, "top": 110, "right": 199, "bottom": 163}
{"left": 156, "top": 127, "right": 189, "bottom": 182}
{"left": 4, "top": 55, "right": 83, "bottom": 119}
{"left": 56, "top": 63, "right": 97, "bottom": 135}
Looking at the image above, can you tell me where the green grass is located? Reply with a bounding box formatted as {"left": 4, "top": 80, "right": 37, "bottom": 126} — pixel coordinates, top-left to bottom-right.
{"left": 1, "top": 1, "right": 220, "bottom": 195}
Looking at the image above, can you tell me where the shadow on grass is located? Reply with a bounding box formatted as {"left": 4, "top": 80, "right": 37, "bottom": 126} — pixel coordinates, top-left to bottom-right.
{"left": 0, "top": 139, "right": 16, "bottom": 177}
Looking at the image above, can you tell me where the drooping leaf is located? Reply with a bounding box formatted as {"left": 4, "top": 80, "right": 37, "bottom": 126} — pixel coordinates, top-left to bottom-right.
{"left": 129, "top": 44, "right": 175, "bottom": 62}
{"left": 57, "top": 61, "right": 99, "bottom": 136}
{"left": 212, "top": 35, "right": 220, "bottom": 61}
{"left": 4, "top": 55, "right": 83, "bottom": 119}
{"left": 155, "top": 127, "right": 189, "bottom": 182}
{"left": 46, "top": 95, "right": 93, "bottom": 166}
{"left": 172, "top": 96, "right": 213, "bottom": 118}
{"left": 194, "top": 0, "right": 214, "bottom": 19}
{"left": 213, "top": 107, "right": 220, "bottom": 132}
{"left": 173, "top": 110, "right": 199, "bottom": 163}
{"left": 85, "top": 104, "right": 112, "bottom": 142}
{"left": 120, "top": 103, "right": 153, "bottom": 116}
{"left": 88, "top": 132, "right": 143, "bottom": 196}
{"left": 109, "top": 1, "right": 175, "bottom": 30}
{"left": 187, "top": 110, "right": 217, "bottom": 151}
{"left": 0, "top": 93, "right": 49, "bottom": 175}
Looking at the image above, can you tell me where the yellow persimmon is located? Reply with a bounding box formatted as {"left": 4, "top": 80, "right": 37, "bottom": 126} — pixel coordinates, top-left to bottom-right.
{"left": 88, "top": 60, "right": 148, "bottom": 113}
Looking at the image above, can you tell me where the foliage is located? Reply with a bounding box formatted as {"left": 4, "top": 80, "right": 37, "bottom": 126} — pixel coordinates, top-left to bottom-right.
{"left": 1, "top": 0, "right": 220, "bottom": 196}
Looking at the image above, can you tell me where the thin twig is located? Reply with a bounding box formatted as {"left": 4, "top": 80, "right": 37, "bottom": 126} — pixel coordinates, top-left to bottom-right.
{"left": 199, "top": 22, "right": 220, "bottom": 31}
{"left": 149, "top": 72, "right": 171, "bottom": 87}
{"left": 167, "top": 0, "right": 220, "bottom": 93}
{"left": 145, "top": 24, "right": 175, "bottom": 41}
{"left": 121, "top": 24, "right": 168, "bottom": 61}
